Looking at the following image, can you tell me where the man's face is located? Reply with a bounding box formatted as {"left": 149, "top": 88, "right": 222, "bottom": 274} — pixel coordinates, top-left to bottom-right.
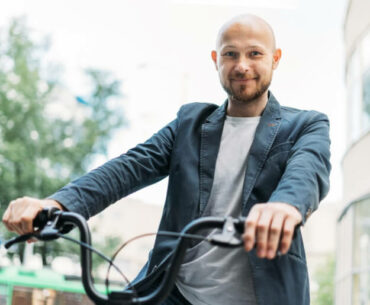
{"left": 212, "top": 22, "right": 281, "bottom": 103}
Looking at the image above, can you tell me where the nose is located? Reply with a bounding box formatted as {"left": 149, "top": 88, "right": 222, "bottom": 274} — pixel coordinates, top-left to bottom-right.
{"left": 235, "top": 57, "right": 250, "bottom": 73}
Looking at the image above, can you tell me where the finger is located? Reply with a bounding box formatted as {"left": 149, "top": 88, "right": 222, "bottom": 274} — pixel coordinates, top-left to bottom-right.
{"left": 20, "top": 217, "right": 33, "bottom": 235}
{"left": 8, "top": 216, "right": 24, "bottom": 235}
{"left": 256, "top": 209, "right": 273, "bottom": 258}
{"left": 27, "top": 238, "right": 38, "bottom": 244}
{"left": 7, "top": 200, "right": 26, "bottom": 235}
{"left": 8, "top": 221, "right": 24, "bottom": 235}
{"left": 3, "top": 202, "right": 20, "bottom": 233}
{"left": 2, "top": 204, "right": 12, "bottom": 230}
{"left": 19, "top": 206, "right": 38, "bottom": 234}
{"left": 279, "top": 217, "right": 296, "bottom": 254}
{"left": 5, "top": 222, "right": 18, "bottom": 234}
{"left": 5, "top": 197, "right": 42, "bottom": 235}
{"left": 243, "top": 206, "right": 261, "bottom": 252}
{"left": 266, "top": 212, "right": 285, "bottom": 259}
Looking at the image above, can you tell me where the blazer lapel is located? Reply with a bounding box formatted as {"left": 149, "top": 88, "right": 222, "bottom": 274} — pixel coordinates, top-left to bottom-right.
{"left": 198, "top": 102, "right": 227, "bottom": 216}
{"left": 241, "top": 93, "right": 282, "bottom": 214}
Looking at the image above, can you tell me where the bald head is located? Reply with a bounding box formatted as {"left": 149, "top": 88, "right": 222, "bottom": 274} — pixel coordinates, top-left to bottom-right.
{"left": 211, "top": 14, "right": 282, "bottom": 112}
{"left": 216, "top": 14, "right": 276, "bottom": 52}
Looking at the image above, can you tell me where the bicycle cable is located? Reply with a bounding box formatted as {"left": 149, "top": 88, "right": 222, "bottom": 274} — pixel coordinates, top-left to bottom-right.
{"left": 55, "top": 233, "right": 135, "bottom": 299}
{"left": 53, "top": 229, "right": 213, "bottom": 301}
{"left": 105, "top": 230, "right": 212, "bottom": 294}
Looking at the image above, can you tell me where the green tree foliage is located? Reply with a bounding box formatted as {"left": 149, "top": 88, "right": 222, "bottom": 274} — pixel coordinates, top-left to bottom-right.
{"left": 312, "top": 254, "right": 336, "bottom": 305}
{"left": 0, "top": 18, "right": 124, "bottom": 266}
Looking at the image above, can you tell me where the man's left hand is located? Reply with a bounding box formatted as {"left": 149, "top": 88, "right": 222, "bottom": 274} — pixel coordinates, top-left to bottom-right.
{"left": 242, "top": 202, "right": 302, "bottom": 259}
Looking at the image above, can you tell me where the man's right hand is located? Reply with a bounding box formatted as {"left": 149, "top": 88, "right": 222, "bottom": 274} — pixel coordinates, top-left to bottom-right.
{"left": 2, "top": 197, "right": 64, "bottom": 235}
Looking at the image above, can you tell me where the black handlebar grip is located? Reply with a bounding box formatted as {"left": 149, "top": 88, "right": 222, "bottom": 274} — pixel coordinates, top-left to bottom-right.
{"left": 234, "top": 217, "right": 246, "bottom": 234}
{"left": 33, "top": 209, "right": 48, "bottom": 229}
{"left": 32, "top": 207, "right": 59, "bottom": 229}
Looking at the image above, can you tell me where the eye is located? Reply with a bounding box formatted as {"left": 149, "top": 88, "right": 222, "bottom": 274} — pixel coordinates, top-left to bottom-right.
{"left": 223, "top": 51, "right": 237, "bottom": 58}
{"left": 250, "top": 51, "right": 262, "bottom": 57}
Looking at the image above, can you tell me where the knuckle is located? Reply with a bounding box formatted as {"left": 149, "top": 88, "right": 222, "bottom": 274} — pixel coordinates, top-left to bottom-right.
{"left": 257, "top": 223, "right": 267, "bottom": 232}
{"left": 20, "top": 197, "right": 28, "bottom": 204}
{"left": 275, "top": 210, "right": 285, "bottom": 218}
{"left": 2, "top": 211, "right": 8, "bottom": 221}
{"left": 246, "top": 218, "right": 256, "bottom": 227}
{"left": 270, "top": 225, "right": 280, "bottom": 235}
{"left": 20, "top": 215, "right": 30, "bottom": 222}
{"left": 14, "top": 217, "right": 23, "bottom": 225}
{"left": 13, "top": 198, "right": 22, "bottom": 206}
{"left": 251, "top": 204, "right": 262, "bottom": 212}
{"left": 279, "top": 240, "right": 289, "bottom": 250}
{"left": 8, "top": 219, "right": 18, "bottom": 226}
{"left": 243, "top": 233, "right": 254, "bottom": 242}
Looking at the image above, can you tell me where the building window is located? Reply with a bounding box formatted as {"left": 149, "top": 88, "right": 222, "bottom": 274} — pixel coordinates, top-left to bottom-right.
{"left": 347, "top": 30, "right": 370, "bottom": 143}
{"left": 364, "top": 68, "right": 370, "bottom": 124}
{"left": 362, "top": 29, "right": 370, "bottom": 132}
{"left": 337, "top": 196, "right": 370, "bottom": 305}
{"left": 362, "top": 68, "right": 370, "bottom": 130}
{"left": 347, "top": 48, "right": 362, "bottom": 142}
{"left": 352, "top": 198, "right": 370, "bottom": 304}
{"left": 362, "top": 30, "right": 370, "bottom": 70}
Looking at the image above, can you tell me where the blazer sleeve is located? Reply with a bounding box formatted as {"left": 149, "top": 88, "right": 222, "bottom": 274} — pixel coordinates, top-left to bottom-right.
{"left": 268, "top": 111, "right": 331, "bottom": 224}
{"left": 48, "top": 118, "right": 178, "bottom": 219}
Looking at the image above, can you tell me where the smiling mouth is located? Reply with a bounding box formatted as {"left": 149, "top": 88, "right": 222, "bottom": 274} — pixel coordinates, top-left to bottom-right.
{"left": 231, "top": 78, "right": 256, "bottom": 82}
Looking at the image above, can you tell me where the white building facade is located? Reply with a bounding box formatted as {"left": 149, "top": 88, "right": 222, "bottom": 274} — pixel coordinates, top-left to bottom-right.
{"left": 336, "top": 0, "right": 370, "bottom": 304}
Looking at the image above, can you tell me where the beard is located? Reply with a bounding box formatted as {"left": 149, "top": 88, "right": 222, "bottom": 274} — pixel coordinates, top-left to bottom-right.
{"left": 222, "top": 74, "right": 272, "bottom": 104}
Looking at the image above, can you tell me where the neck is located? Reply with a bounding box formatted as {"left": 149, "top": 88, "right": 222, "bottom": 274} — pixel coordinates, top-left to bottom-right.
{"left": 226, "top": 91, "right": 268, "bottom": 117}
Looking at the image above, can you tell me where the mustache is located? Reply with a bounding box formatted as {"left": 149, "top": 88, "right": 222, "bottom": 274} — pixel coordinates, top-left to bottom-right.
{"left": 231, "top": 72, "right": 258, "bottom": 79}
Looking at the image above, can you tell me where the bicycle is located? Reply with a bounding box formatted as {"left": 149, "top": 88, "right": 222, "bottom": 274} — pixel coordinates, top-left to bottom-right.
{"left": 4, "top": 207, "right": 247, "bottom": 305}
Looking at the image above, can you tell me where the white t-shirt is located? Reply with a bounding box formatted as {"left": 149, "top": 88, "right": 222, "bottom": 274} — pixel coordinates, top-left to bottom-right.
{"left": 175, "top": 115, "right": 261, "bottom": 305}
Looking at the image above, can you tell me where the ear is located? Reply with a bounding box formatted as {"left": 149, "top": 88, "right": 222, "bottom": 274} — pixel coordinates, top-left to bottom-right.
{"left": 211, "top": 50, "right": 218, "bottom": 71}
{"left": 272, "top": 48, "right": 282, "bottom": 70}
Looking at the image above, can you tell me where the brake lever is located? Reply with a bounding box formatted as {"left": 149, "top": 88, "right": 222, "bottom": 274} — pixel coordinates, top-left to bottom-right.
{"left": 208, "top": 216, "right": 298, "bottom": 254}
{"left": 38, "top": 211, "right": 61, "bottom": 240}
{"left": 4, "top": 233, "right": 35, "bottom": 249}
{"left": 33, "top": 206, "right": 60, "bottom": 229}
{"left": 3, "top": 207, "right": 65, "bottom": 249}
{"left": 209, "top": 217, "right": 243, "bottom": 247}
{"left": 215, "top": 216, "right": 300, "bottom": 257}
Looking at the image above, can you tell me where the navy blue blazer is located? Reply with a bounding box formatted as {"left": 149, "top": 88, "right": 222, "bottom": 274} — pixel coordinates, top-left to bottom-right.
{"left": 51, "top": 92, "right": 331, "bottom": 305}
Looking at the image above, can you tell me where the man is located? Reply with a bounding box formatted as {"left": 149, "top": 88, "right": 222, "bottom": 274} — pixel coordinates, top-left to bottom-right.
{"left": 3, "top": 14, "right": 330, "bottom": 305}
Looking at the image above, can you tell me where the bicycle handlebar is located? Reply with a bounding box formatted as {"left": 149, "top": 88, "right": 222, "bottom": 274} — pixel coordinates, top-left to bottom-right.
{"left": 4, "top": 208, "right": 246, "bottom": 305}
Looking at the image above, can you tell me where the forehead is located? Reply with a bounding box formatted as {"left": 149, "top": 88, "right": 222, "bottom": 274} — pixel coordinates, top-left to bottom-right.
{"left": 217, "top": 22, "right": 274, "bottom": 51}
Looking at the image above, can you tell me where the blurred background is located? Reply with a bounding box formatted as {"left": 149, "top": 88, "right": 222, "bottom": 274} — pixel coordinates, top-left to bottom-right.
{"left": 0, "top": 0, "right": 369, "bottom": 304}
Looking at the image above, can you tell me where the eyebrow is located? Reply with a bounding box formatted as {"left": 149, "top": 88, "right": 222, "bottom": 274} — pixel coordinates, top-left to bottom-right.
{"left": 220, "top": 45, "right": 265, "bottom": 51}
{"left": 248, "top": 45, "right": 264, "bottom": 49}
{"left": 220, "top": 45, "right": 237, "bottom": 49}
